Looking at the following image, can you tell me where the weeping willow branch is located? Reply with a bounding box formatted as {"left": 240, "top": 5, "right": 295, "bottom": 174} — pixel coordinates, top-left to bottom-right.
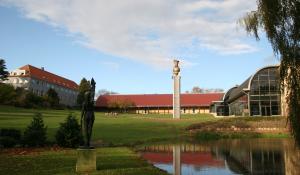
{"left": 240, "top": 0, "right": 300, "bottom": 144}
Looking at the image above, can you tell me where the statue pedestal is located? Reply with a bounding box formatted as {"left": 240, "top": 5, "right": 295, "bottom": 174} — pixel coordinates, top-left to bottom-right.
{"left": 76, "top": 148, "right": 96, "bottom": 173}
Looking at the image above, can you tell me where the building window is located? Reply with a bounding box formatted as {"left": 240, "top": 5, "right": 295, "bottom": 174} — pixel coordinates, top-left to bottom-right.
{"left": 249, "top": 67, "right": 281, "bottom": 116}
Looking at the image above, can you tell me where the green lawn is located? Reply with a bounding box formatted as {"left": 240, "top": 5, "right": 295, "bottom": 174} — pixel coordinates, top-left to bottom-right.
{"left": 0, "top": 105, "right": 216, "bottom": 145}
{"left": 0, "top": 147, "right": 168, "bottom": 175}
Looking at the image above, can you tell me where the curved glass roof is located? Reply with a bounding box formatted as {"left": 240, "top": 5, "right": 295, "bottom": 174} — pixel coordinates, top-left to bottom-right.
{"left": 223, "top": 65, "right": 279, "bottom": 103}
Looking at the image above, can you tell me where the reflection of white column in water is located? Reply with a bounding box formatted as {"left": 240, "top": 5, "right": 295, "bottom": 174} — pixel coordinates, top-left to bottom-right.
{"left": 173, "top": 60, "right": 181, "bottom": 119}
{"left": 173, "top": 145, "right": 181, "bottom": 175}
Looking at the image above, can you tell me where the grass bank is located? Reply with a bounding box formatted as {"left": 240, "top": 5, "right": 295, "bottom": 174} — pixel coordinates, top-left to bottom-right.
{"left": 187, "top": 116, "right": 291, "bottom": 141}
{"left": 0, "top": 147, "right": 168, "bottom": 175}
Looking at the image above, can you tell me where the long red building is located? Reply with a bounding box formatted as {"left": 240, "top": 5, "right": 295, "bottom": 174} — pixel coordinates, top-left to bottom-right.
{"left": 96, "top": 93, "right": 223, "bottom": 114}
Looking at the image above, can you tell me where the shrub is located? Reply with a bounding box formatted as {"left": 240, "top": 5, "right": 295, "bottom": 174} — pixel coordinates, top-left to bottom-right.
{"left": 23, "top": 113, "right": 47, "bottom": 147}
{"left": 0, "top": 128, "right": 21, "bottom": 148}
{"left": 13, "top": 87, "right": 28, "bottom": 107}
{"left": 0, "top": 128, "right": 21, "bottom": 139}
{"left": 0, "top": 137, "right": 18, "bottom": 148}
{"left": 23, "top": 92, "right": 45, "bottom": 108}
{"left": 0, "top": 83, "right": 16, "bottom": 105}
{"left": 55, "top": 114, "right": 83, "bottom": 148}
{"left": 195, "top": 131, "right": 221, "bottom": 141}
{"left": 45, "top": 88, "right": 60, "bottom": 108}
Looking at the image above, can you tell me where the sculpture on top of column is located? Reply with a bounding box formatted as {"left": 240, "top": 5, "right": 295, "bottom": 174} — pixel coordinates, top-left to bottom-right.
{"left": 173, "top": 60, "right": 180, "bottom": 75}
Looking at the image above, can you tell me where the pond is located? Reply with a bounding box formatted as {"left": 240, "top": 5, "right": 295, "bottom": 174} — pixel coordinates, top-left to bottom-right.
{"left": 138, "top": 139, "right": 300, "bottom": 175}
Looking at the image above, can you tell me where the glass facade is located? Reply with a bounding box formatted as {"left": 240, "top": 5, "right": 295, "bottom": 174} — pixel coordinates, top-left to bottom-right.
{"left": 249, "top": 67, "right": 281, "bottom": 116}
{"left": 229, "top": 93, "right": 249, "bottom": 116}
{"left": 221, "top": 66, "right": 281, "bottom": 117}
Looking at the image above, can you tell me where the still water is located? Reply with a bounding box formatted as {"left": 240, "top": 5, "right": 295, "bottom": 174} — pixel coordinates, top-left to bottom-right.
{"left": 138, "top": 139, "right": 300, "bottom": 175}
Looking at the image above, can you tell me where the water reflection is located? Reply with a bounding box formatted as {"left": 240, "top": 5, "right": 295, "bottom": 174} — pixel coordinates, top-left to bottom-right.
{"left": 140, "top": 139, "right": 300, "bottom": 175}
{"left": 173, "top": 145, "right": 181, "bottom": 175}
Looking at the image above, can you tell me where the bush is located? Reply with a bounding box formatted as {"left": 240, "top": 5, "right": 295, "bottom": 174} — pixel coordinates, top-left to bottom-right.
{"left": 23, "top": 92, "right": 45, "bottom": 108}
{"left": 23, "top": 113, "right": 47, "bottom": 147}
{"left": 55, "top": 114, "right": 83, "bottom": 148}
{"left": 0, "top": 83, "right": 16, "bottom": 105}
{"left": 0, "top": 128, "right": 21, "bottom": 139}
{"left": 0, "top": 128, "right": 21, "bottom": 148}
{"left": 195, "top": 131, "right": 221, "bottom": 141}
{"left": 13, "top": 87, "right": 28, "bottom": 107}
{"left": 45, "top": 88, "right": 60, "bottom": 108}
{"left": 0, "top": 137, "right": 18, "bottom": 148}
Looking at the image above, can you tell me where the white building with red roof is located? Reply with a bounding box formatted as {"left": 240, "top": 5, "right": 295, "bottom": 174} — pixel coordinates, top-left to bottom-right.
{"left": 4, "top": 64, "right": 79, "bottom": 106}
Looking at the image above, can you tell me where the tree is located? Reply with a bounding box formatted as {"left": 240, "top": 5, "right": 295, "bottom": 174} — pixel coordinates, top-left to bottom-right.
{"left": 192, "top": 86, "right": 201, "bottom": 93}
{"left": 240, "top": 0, "right": 300, "bottom": 143}
{"left": 0, "top": 59, "right": 9, "bottom": 81}
{"left": 107, "top": 99, "right": 135, "bottom": 113}
{"left": 118, "top": 99, "right": 135, "bottom": 113}
{"left": 14, "top": 87, "right": 27, "bottom": 107}
{"left": 95, "top": 89, "right": 118, "bottom": 99}
{"left": 45, "top": 88, "right": 60, "bottom": 107}
{"left": 0, "top": 84, "right": 16, "bottom": 105}
{"left": 190, "top": 86, "right": 224, "bottom": 93}
{"left": 55, "top": 114, "right": 83, "bottom": 148}
{"left": 108, "top": 100, "right": 119, "bottom": 109}
{"left": 77, "top": 78, "right": 90, "bottom": 106}
{"left": 23, "top": 113, "right": 47, "bottom": 147}
{"left": 23, "top": 92, "right": 45, "bottom": 108}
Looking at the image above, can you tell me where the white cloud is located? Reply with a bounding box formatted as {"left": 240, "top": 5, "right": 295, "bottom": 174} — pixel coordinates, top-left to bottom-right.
{"left": 1, "top": 0, "right": 257, "bottom": 67}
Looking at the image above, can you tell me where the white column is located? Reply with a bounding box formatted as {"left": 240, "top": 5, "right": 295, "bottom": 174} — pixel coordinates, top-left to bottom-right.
{"left": 172, "top": 59, "right": 181, "bottom": 119}
{"left": 173, "top": 75, "right": 181, "bottom": 119}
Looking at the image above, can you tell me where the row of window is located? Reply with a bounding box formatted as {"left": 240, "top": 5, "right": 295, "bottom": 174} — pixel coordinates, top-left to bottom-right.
{"left": 250, "top": 101, "right": 280, "bottom": 116}
{"left": 225, "top": 67, "right": 281, "bottom": 116}
{"left": 136, "top": 108, "right": 209, "bottom": 114}
{"left": 11, "top": 78, "right": 28, "bottom": 84}
{"left": 31, "top": 88, "right": 77, "bottom": 105}
{"left": 31, "top": 79, "right": 77, "bottom": 95}
{"left": 249, "top": 67, "right": 281, "bottom": 116}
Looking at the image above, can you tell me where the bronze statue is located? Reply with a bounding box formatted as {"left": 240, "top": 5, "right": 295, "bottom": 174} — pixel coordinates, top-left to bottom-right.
{"left": 80, "top": 78, "right": 96, "bottom": 148}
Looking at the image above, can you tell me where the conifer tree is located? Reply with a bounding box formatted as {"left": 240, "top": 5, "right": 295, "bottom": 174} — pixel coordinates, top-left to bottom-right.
{"left": 77, "top": 78, "right": 91, "bottom": 106}
{"left": 0, "top": 59, "right": 9, "bottom": 81}
{"left": 23, "top": 113, "right": 47, "bottom": 147}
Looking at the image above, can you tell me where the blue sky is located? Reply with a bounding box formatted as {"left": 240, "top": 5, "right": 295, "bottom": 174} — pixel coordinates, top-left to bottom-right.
{"left": 0, "top": 0, "right": 279, "bottom": 94}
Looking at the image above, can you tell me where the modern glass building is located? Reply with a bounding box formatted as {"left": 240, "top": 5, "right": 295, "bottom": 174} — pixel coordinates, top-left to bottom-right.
{"left": 212, "top": 65, "right": 282, "bottom": 116}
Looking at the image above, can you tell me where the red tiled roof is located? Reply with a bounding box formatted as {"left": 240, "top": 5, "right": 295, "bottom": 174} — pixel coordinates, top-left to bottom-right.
{"left": 141, "top": 152, "right": 224, "bottom": 167}
{"left": 96, "top": 93, "right": 224, "bottom": 107}
{"left": 14, "top": 65, "right": 78, "bottom": 90}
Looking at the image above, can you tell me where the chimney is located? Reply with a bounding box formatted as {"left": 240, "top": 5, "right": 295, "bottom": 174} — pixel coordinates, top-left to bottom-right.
{"left": 41, "top": 67, "right": 45, "bottom": 71}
